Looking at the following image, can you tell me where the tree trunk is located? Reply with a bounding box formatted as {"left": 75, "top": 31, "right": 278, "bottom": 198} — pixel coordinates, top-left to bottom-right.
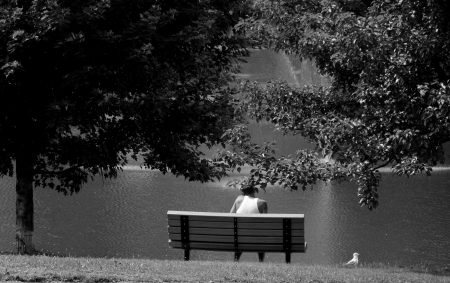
{"left": 16, "top": 156, "right": 34, "bottom": 255}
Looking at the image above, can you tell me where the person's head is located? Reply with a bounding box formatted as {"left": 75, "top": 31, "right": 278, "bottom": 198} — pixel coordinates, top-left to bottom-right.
{"left": 240, "top": 185, "right": 258, "bottom": 196}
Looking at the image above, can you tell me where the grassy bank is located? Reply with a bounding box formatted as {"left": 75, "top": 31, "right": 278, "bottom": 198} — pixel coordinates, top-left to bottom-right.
{"left": 0, "top": 255, "right": 449, "bottom": 283}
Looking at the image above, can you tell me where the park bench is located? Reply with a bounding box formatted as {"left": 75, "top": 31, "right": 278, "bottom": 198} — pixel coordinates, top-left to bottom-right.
{"left": 167, "top": 210, "right": 306, "bottom": 263}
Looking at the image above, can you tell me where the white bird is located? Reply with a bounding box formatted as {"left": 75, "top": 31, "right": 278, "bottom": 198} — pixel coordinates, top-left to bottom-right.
{"left": 344, "top": 252, "right": 360, "bottom": 266}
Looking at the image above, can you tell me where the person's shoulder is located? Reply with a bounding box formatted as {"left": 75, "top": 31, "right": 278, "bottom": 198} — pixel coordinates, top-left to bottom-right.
{"left": 257, "top": 198, "right": 268, "bottom": 207}
{"left": 235, "top": 195, "right": 245, "bottom": 203}
{"left": 258, "top": 198, "right": 268, "bottom": 206}
{"left": 256, "top": 198, "right": 268, "bottom": 213}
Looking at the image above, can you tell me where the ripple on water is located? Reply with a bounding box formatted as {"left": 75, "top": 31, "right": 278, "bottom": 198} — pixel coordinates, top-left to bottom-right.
{"left": 1, "top": 168, "right": 450, "bottom": 267}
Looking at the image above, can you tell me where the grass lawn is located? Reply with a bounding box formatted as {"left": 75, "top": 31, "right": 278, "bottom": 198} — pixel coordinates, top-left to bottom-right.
{"left": 1, "top": 254, "right": 450, "bottom": 282}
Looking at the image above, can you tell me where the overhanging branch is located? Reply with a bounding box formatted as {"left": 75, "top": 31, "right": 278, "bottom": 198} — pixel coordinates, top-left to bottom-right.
{"left": 35, "top": 165, "right": 85, "bottom": 175}
{"left": 372, "top": 160, "right": 391, "bottom": 171}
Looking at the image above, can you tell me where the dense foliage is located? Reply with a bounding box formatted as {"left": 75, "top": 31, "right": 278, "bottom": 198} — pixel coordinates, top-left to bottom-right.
{"left": 217, "top": 0, "right": 450, "bottom": 209}
{"left": 1, "top": 0, "right": 250, "bottom": 190}
{"left": 0, "top": 0, "right": 249, "bottom": 253}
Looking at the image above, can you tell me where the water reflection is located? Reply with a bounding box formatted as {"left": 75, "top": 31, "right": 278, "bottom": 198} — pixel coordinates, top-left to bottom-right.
{"left": 1, "top": 170, "right": 450, "bottom": 268}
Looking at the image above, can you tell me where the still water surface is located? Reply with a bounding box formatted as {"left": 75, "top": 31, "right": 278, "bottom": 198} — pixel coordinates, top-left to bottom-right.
{"left": 1, "top": 169, "right": 450, "bottom": 268}
{"left": 1, "top": 50, "right": 450, "bottom": 268}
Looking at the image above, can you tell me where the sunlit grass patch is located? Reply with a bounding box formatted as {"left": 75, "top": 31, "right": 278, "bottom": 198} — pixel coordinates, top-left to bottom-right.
{"left": 0, "top": 255, "right": 449, "bottom": 282}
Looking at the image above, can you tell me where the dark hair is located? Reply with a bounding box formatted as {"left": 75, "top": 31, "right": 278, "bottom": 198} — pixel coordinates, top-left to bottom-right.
{"left": 241, "top": 185, "right": 257, "bottom": 195}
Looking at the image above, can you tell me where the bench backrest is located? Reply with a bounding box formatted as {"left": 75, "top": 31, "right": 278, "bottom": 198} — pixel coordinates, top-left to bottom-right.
{"left": 167, "top": 211, "right": 305, "bottom": 253}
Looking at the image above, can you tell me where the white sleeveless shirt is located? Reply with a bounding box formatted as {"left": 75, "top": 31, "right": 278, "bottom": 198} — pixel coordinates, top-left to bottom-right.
{"left": 236, "top": 196, "right": 260, "bottom": 214}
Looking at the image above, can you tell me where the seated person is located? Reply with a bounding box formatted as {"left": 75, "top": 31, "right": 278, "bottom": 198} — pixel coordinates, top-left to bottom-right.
{"left": 230, "top": 185, "right": 268, "bottom": 262}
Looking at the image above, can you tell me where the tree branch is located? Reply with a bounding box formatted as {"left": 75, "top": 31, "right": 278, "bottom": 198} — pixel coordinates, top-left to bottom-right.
{"left": 35, "top": 165, "right": 85, "bottom": 175}
{"left": 372, "top": 160, "right": 391, "bottom": 170}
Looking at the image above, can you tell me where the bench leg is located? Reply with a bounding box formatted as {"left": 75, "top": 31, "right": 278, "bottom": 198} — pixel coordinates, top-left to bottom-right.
{"left": 285, "top": 252, "right": 291, "bottom": 264}
{"left": 184, "top": 249, "right": 190, "bottom": 261}
{"left": 234, "top": 252, "right": 241, "bottom": 262}
{"left": 258, "top": 253, "right": 265, "bottom": 262}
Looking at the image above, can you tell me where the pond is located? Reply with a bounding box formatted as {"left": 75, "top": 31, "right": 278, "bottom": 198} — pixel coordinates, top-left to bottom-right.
{"left": 1, "top": 50, "right": 449, "bottom": 269}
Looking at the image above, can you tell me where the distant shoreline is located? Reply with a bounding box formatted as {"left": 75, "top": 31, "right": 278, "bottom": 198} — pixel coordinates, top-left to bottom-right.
{"left": 121, "top": 164, "right": 450, "bottom": 172}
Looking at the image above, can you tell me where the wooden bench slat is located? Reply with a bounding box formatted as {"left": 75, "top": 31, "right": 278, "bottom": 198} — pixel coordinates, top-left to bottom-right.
{"left": 168, "top": 220, "right": 304, "bottom": 230}
{"left": 168, "top": 211, "right": 305, "bottom": 219}
{"left": 167, "top": 227, "right": 305, "bottom": 237}
{"left": 167, "top": 214, "right": 304, "bottom": 223}
{"left": 167, "top": 211, "right": 307, "bottom": 261}
{"left": 169, "top": 240, "right": 306, "bottom": 252}
{"left": 168, "top": 233, "right": 304, "bottom": 244}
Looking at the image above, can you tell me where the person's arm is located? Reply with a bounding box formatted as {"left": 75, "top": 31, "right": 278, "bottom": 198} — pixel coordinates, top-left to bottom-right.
{"left": 257, "top": 199, "right": 268, "bottom": 213}
{"left": 231, "top": 196, "right": 244, "bottom": 213}
{"left": 262, "top": 202, "right": 268, "bottom": 213}
{"left": 230, "top": 201, "right": 237, "bottom": 213}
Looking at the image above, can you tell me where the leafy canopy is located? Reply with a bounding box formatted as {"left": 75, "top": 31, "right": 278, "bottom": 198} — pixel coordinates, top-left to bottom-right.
{"left": 216, "top": 0, "right": 450, "bottom": 209}
{"left": 0, "top": 0, "right": 250, "bottom": 192}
